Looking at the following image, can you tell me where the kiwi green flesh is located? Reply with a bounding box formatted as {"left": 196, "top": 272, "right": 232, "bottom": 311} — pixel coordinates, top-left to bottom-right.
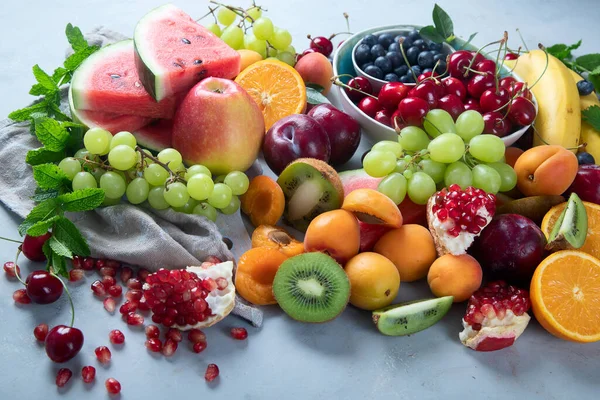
{"left": 272, "top": 253, "right": 350, "bottom": 323}
{"left": 546, "top": 193, "right": 587, "bottom": 251}
{"left": 372, "top": 296, "right": 453, "bottom": 336}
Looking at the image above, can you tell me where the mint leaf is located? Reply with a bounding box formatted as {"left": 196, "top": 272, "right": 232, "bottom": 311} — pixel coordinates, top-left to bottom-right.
{"left": 51, "top": 250, "right": 68, "bottom": 277}
{"left": 27, "top": 215, "right": 61, "bottom": 237}
{"left": 306, "top": 87, "right": 331, "bottom": 105}
{"left": 53, "top": 217, "right": 90, "bottom": 257}
{"left": 47, "top": 102, "right": 71, "bottom": 122}
{"left": 26, "top": 147, "right": 65, "bottom": 166}
{"left": 42, "top": 240, "right": 53, "bottom": 264}
{"left": 18, "top": 198, "right": 62, "bottom": 236}
{"left": 432, "top": 4, "right": 454, "bottom": 41}
{"left": 547, "top": 40, "right": 582, "bottom": 61}
{"left": 64, "top": 46, "right": 99, "bottom": 72}
{"left": 52, "top": 67, "right": 68, "bottom": 84}
{"left": 58, "top": 189, "right": 105, "bottom": 212}
{"left": 65, "top": 23, "right": 89, "bottom": 52}
{"left": 32, "top": 65, "right": 59, "bottom": 94}
{"left": 30, "top": 84, "right": 49, "bottom": 96}
{"left": 576, "top": 54, "right": 600, "bottom": 72}
{"left": 32, "top": 164, "right": 70, "bottom": 190}
{"left": 582, "top": 105, "right": 600, "bottom": 131}
{"left": 31, "top": 188, "right": 60, "bottom": 202}
{"left": 48, "top": 236, "right": 73, "bottom": 259}
{"left": 34, "top": 118, "right": 70, "bottom": 151}
{"left": 419, "top": 25, "right": 445, "bottom": 43}
{"left": 8, "top": 101, "right": 50, "bottom": 122}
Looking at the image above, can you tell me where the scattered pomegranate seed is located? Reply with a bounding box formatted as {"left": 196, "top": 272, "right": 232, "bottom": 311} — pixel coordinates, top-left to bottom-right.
{"left": 205, "top": 364, "right": 219, "bottom": 382}
{"left": 145, "top": 338, "right": 163, "bottom": 352}
{"left": 166, "top": 328, "right": 183, "bottom": 342}
{"left": 230, "top": 327, "right": 248, "bottom": 340}
{"left": 120, "top": 266, "right": 133, "bottom": 284}
{"left": 56, "top": 368, "right": 73, "bottom": 387}
{"left": 215, "top": 277, "right": 228, "bottom": 290}
{"left": 119, "top": 301, "right": 138, "bottom": 314}
{"left": 137, "top": 268, "right": 150, "bottom": 282}
{"left": 102, "top": 275, "right": 116, "bottom": 289}
{"left": 95, "top": 346, "right": 112, "bottom": 364}
{"left": 68, "top": 269, "right": 85, "bottom": 282}
{"left": 91, "top": 280, "right": 106, "bottom": 296}
{"left": 82, "top": 257, "right": 95, "bottom": 270}
{"left": 72, "top": 256, "right": 82, "bottom": 269}
{"left": 81, "top": 366, "right": 96, "bottom": 383}
{"left": 162, "top": 338, "right": 178, "bottom": 356}
{"left": 104, "top": 298, "right": 116, "bottom": 314}
{"left": 145, "top": 325, "right": 160, "bottom": 339}
{"left": 187, "top": 329, "right": 206, "bottom": 343}
{"left": 108, "top": 285, "right": 123, "bottom": 297}
{"left": 13, "top": 289, "right": 31, "bottom": 304}
{"left": 100, "top": 266, "right": 117, "bottom": 277}
{"left": 125, "top": 312, "right": 144, "bottom": 326}
{"left": 33, "top": 323, "right": 49, "bottom": 342}
{"left": 126, "top": 278, "right": 142, "bottom": 290}
{"left": 3, "top": 261, "right": 20, "bottom": 278}
{"left": 126, "top": 289, "right": 143, "bottom": 302}
{"left": 105, "top": 378, "right": 121, "bottom": 394}
{"left": 193, "top": 341, "right": 207, "bottom": 353}
{"left": 109, "top": 329, "right": 125, "bottom": 345}
{"left": 95, "top": 259, "right": 106, "bottom": 270}
{"left": 106, "top": 260, "right": 121, "bottom": 269}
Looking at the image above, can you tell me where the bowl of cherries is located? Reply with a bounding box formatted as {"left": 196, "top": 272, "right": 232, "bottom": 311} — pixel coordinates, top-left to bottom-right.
{"left": 332, "top": 25, "right": 537, "bottom": 146}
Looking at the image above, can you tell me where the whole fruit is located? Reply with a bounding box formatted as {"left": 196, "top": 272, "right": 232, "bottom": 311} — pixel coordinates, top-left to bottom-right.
{"left": 26, "top": 270, "right": 63, "bottom": 304}
{"left": 45, "top": 325, "right": 84, "bottom": 363}
{"left": 263, "top": 114, "right": 331, "bottom": 174}
{"left": 378, "top": 82, "right": 410, "bottom": 110}
{"left": 470, "top": 214, "right": 546, "bottom": 284}
{"left": 304, "top": 210, "right": 360, "bottom": 264}
{"left": 427, "top": 254, "right": 482, "bottom": 302}
{"left": 345, "top": 252, "right": 400, "bottom": 310}
{"left": 514, "top": 145, "right": 578, "bottom": 196}
{"left": 294, "top": 52, "right": 333, "bottom": 94}
{"left": 308, "top": 104, "right": 361, "bottom": 166}
{"left": 21, "top": 232, "right": 52, "bottom": 261}
{"left": 565, "top": 164, "right": 600, "bottom": 204}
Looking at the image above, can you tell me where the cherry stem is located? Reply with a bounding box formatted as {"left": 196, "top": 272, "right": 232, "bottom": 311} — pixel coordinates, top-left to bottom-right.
{"left": 328, "top": 31, "right": 353, "bottom": 40}
{"left": 135, "top": 146, "right": 187, "bottom": 186}
{"left": 331, "top": 77, "right": 378, "bottom": 100}
{"left": 398, "top": 40, "right": 418, "bottom": 82}
{"left": 13, "top": 248, "right": 27, "bottom": 286}
{"left": 53, "top": 273, "right": 75, "bottom": 327}
{"left": 464, "top": 38, "right": 504, "bottom": 78}
{"left": 344, "top": 12, "right": 350, "bottom": 32}
{"left": 0, "top": 236, "right": 23, "bottom": 244}
{"left": 493, "top": 33, "right": 507, "bottom": 92}
{"left": 516, "top": 28, "right": 529, "bottom": 52}
{"left": 528, "top": 44, "right": 549, "bottom": 90}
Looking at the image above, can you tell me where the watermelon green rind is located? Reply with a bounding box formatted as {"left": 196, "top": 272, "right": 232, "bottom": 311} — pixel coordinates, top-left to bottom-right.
{"left": 133, "top": 120, "right": 172, "bottom": 152}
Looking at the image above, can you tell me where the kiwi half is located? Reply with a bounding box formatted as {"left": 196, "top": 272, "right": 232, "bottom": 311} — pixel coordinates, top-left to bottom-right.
{"left": 277, "top": 158, "right": 344, "bottom": 232}
{"left": 272, "top": 252, "right": 350, "bottom": 323}
{"left": 372, "top": 296, "right": 453, "bottom": 336}
{"left": 546, "top": 193, "right": 587, "bottom": 251}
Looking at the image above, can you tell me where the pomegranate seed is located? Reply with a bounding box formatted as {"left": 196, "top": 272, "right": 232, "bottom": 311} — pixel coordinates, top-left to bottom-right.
{"left": 145, "top": 325, "right": 160, "bottom": 338}
{"left": 126, "top": 289, "right": 143, "bottom": 302}
{"left": 201, "top": 278, "right": 217, "bottom": 292}
{"left": 230, "top": 327, "right": 248, "bottom": 340}
{"left": 126, "top": 312, "right": 144, "bottom": 326}
{"left": 91, "top": 280, "right": 106, "bottom": 296}
{"left": 105, "top": 378, "right": 121, "bottom": 394}
{"left": 167, "top": 328, "right": 183, "bottom": 342}
{"left": 56, "top": 368, "right": 73, "bottom": 387}
{"left": 205, "top": 364, "right": 219, "bottom": 382}
{"left": 205, "top": 255, "right": 222, "bottom": 264}
{"left": 126, "top": 278, "right": 143, "bottom": 290}
{"left": 138, "top": 297, "right": 150, "bottom": 311}
{"left": 215, "top": 277, "right": 228, "bottom": 290}
{"left": 72, "top": 256, "right": 82, "bottom": 269}
{"left": 103, "top": 298, "right": 116, "bottom": 313}
{"left": 162, "top": 338, "right": 178, "bottom": 356}
{"left": 108, "top": 285, "right": 123, "bottom": 297}
{"left": 120, "top": 266, "right": 133, "bottom": 284}
{"left": 95, "top": 346, "right": 112, "bottom": 364}
{"left": 81, "top": 366, "right": 96, "bottom": 383}
{"left": 13, "top": 289, "right": 31, "bottom": 304}
{"left": 95, "top": 259, "right": 106, "bottom": 270}
{"left": 69, "top": 269, "right": 85, "bottom": 282}
{"left": 187, "top": 329, "right": 206, "bottom": 343}
{"left": 109, "top": 329, "right": 125, "bottom": 345}
{"left": 33, "top": 323, "right": 49, "bottom": 341}
{"left": 100, "top": 266, "right": 117, "bottom": 277}
{"left": 119, "top": 301, "right": 138, "bottom": 314}
{"left": 145, "top": 338, "right": 163, "bottom": 352}
{"left": 106, "top": 260, "right": 121, "bottom": 269}
{"left": 193, "top": 341, "right": 207, "bottom": 353}
{"left": 137, "top": 268, "right": 150, "bottom": 282}
{"left": 82, "top": 257, "right": 95, "bottom": 270}
{"left": 102, "top": 275, "right": 116, "bottom": 289}
{"left": 3, "top": 261, "right": 20, "bottom": 278}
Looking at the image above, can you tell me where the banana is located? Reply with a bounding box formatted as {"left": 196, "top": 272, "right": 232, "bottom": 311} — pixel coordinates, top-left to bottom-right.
{"left": 568, "top": 69, "right": 600, "bottom": 161}
{"left": 504, "top": 50, "right": 580, "bottom": 151}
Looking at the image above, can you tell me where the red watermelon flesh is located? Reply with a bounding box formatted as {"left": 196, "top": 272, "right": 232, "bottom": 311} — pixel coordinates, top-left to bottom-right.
{"left": 358, "top": 221, "right": 392, "bottom": 252}
{"left": 133, "top": 119, "right": 173, "bottom": 152}
{"left": 134, "top": 4, "right": 240, "bottom": 102}
{"left": 338, "top": 169, "right": 382, "bottom": 197}
{"left": 71, "top": 40, "right": 177, "bottom": 119}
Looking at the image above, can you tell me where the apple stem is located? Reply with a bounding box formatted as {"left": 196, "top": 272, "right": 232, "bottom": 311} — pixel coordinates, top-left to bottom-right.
{"left": 13, "top": 248, "right": 27, "bottom": 286}
{"left": 135, "top": 146, "right": 187, "bottom": 186}
{"left": 52, "top": 272, "right": 75, "bottom": 327}
{"left": 331, "top": 77, "right": 378, "bottom": 100}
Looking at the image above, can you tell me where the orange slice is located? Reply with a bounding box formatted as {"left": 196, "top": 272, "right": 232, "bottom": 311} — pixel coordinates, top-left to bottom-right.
{"left": 530, "top": 250, "right": 600, "bottom": 342}
{"left": 541, "top": 200, "right": 600, "bottom": 258}
{"left": 235, "top": 59, "right": 306, "bottom": 130}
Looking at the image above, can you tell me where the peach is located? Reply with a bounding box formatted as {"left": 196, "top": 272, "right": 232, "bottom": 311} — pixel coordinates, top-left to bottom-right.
{"left": 345, "top": 252, "right": 400, "bottom": 310}
{"left": 238, "top": 49, "right": 263, "bottom": 72}
{"left": 373, "top": 225, "right": 437, "bottom": 282}
{"left": 341, "top": 189, "right": 403, "bottom": 228}
{"left": 304, "top": 209, "right": 360, "bottom": 264}
{"left": 294, "top": 52, "right": 333, "bottom": 94}
{"left": 514, "top": 145, "right": 578, "bottom": 197}
{"left": 427, "top": 254, "right": 482, "bottom": 302}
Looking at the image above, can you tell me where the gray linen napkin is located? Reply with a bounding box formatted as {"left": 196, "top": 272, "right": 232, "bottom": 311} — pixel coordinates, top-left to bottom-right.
{"left": 0, "top": 27, "right": 263, "bottom": 327}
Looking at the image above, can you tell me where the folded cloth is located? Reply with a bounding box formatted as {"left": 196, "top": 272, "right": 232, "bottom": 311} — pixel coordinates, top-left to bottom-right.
{"left": 0, "top": 27, "right": 263, "bottom": 327}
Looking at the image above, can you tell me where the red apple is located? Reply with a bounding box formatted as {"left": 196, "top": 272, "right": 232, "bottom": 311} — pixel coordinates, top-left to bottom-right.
{"left": 172, "top": 78, "right": 264, "bottom": 175}
{"left": 565, "top": 164, "right": 600, "bottom": 204}
{"left": 308, "top": 104, "right": 360, "bottom": 166}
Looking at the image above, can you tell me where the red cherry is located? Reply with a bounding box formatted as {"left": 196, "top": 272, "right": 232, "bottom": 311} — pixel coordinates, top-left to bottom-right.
{"left": 390, "top": 110, "right": 407, "bottom": 131}
{"left": 483, "top": 111, "right": 513, "bottom": 137}
{"left": 345, "top": 76, "right": 372, "bottom": 102}
{"left": 475, "top": 60, "right": 497, "bottom": 75}
{"left": 505, "top": 52, "right": 519, "bottom": 60}
{"left": 397, "top": 97, "right": 429, "bottom": 126}
{"left": 374, "top": 109, "right": 392, "bottom": 126}
{"left": 26, "top": 270, "right": 63, "bottom": 304}
{"left": 467, "top": 73, "right": 495, "bottom": 99}
{"left": 499, "top": 76, "right": 517, "bottom": 91}
{"left": 508, "top": 82, "right": 532, "bottom": 100}
{"left": 45, "top": 325, "right": 84, "bottom": 363}
{"left": 480, "top": 88, "right": 510, "bottom": 113}
{"left": 378, "top": 82, "right": 410, "bottom": 110}
{"left": 508, "top": 96, "right": 536, "bottom": 126}
{"left": 442, "top": 77, "right": 467, "bottom": 101}
{"left": 358, "top": 97, "right": 382, "bottom": 118}
{"left": 296, "top": 48, "right": 317, "bottom": 62}
{"left": 437, "top": 94, "right": 465, "bottom": 120}
{"left": 471, "top": 51, "right": 486, "bottom": 66}
{"left": 21, "top": 233, "right": 51, "bottom": 262}
{"left": 464, "top": 98, "right": 482, "bottom": 113}
{"left": 418, "top": 71, "right": 439, "bottom": 82}
{"left": 408, "top": 82, "right": 439, "bottom": 109}
{"left": 310, "top": 36, "right": 333, "bottom": 57}
{"left": 448, "top": 50, "right": 473, "bottom": 78}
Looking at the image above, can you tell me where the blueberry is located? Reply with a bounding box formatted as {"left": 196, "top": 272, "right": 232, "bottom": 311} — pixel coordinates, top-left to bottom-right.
{"left": 361, "top": 62, "right": 374, "bottom": 70}
{"left": 422, "top": 68, "right": 433, "bottom": 74}
{"left": 577, "top": 80, "right": 595, "bottom": 96}
{"left": 429, "top": 42, "right": 443, "bottom": 52}
{"left": 408, "top": 29, "right": 421, "bottom": 41}
{"left": 403, "top": 73, "right": 416, "bottom": 84}
{"left": 385, "top": 51, "right": 404, "bottom": 68}
{"left": 417, "top": 51, "right": 434, "bottom": 68}
{"left": 364, "top": 65, "right": 384, "bottom": 80}
{"left": 355, "top": 44, "right": 372, "bottom": 65}
{"left": 410, "top": 65, "right": 422, "bottom": 76}
{"left": 434, "top": 60, "right": 447, "bottom": 73}
{"left": 399, "top": 75, "right": 411, "bottom": 83}
{"left": 370, "top": 44, "right": 386, "bottom": 59}
{"left": 384, "top": 73, "right": 399, "bottom": 82}
{"left": 406, "top": 46, "right": 420, "bottom": 65}
{"left": 394, "top": 65, "right": 409, "bottom": 76}
{"left": 388, "top": 42, "right": 401, "bottom": 53}
{"left": 577, "top": 152, "right": 596, "bottom": 165}
{"left": 362, "top": 34, "right": 378, "bottom": 47}
{"left": 433, "top": 53, "right": 446, "bottom": 63}
{"left": 378, "top": 33, "right": 395, "bottom": 49}
{"left": 374, "top": 56, "right": 393, "bottom": 74}
{"left": 397, "top": 36, "right": 413, "bottom": 49}
{"left": 413, "top": 39, "right": 427, "bottom": 51}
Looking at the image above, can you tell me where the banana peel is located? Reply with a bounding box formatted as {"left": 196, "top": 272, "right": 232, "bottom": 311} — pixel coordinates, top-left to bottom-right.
{"left": 504, "top": 51, "right": 580, "bottom": 151}
{"left": 567, "top": 69, "right": 600, "bottom": 161}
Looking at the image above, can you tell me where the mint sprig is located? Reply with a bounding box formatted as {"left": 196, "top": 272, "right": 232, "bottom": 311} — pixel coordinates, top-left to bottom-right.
{"left": 546, "top": 40, "right": 600, "bottom": 91}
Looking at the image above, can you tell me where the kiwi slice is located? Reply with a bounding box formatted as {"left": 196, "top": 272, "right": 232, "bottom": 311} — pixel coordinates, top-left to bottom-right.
{"left": 277, "top": 158, "right": 344, "bottom": 232}
{"left": 546, "top": 193, "right": 587, "bottom": 251}
{"left": 372, "top": 296, "right": 453, "bottom": 336}
{"left": 272, "top": 252, "right": 350, "bottom": 323}
{"left": 497, "top": 195, "right": 565, "bottom": 225}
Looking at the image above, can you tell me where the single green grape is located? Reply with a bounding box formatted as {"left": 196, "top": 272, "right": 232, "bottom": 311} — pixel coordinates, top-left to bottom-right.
{"left": 173, "top": 198, "right": 199, "bottom": 214}
{"left": 285, "top": 45, "right": 296, "bottom": 55}
{"left": 377, "top": 173, "right": 407, "bottom": 205}
{"left": 125, "top": 177, "right": 150, "bottom": 205}
{"left": 487, "top": 162, "right": 517, "bottom": 192}
{"left": 163, "top": 182, "right": 190, "bottom": 208}
{"left": 110, "top": 131, "right": 137, "bottom": 149}
{"left": 73, "top": 148, "right": 98, "bottom": 164}
{"left": 92, "top": 168, "right": 105, "bottom": 184}
{"left": 108, "top": 145, "right": 137, "bottom": 171}
{"left": 224, "top": 171, "right": 250, "bottom": 195}
{"left": 206, "top": 23, "right": 222, "bottom": 37}
{"left": 221, "top": 25, "right": 244, "bottom": 50}
{"left": 157, "top": 148, "right": 183, "bottom": 170}
{"left": 84, "top": 127, "right": 112, "bottom": 155}
{"left": 184, "top": 164, "right": 212, "bottom": 180}
{"left": 99, "top": 171, "right": 126, "bottom": 199}
{"left": 418, "top": 159, "right": 447, "bottom": 184}
{"left": 252, "top": 17, "right": 274, "bottom": 40}
{"left": 423, "top": 109, "right": 456, "bottom": 138}
{"left": 187, "top": 174, "right": 215, "bottom": 201}
{"left": 444, "top": 161, "right": 473, "bottom": 189}
{"left": 72, "top": 171, "right": 97, "bottom": 190}
{"left": 58, "top": 157, "right": 82, "bottom": 180}
{"left": 270, "top": 28, "right": 292, "bottom": 50}
{"left": 276, "top": 51, "right": 296, "bottom": 66}
{"left": 398, "top": 126, "right": 430, "bottom": 152}
{"left": 468, "top": 134, "right": 505, "bottom": 163}
{"left": 372, "top": 141, "right": 403, "bottom": 158}
{"left": 193, "top": 202, "right": 218, "bottom": 222}
{"left": 136, "top": 149, "right": 154, "bottom": 167}
{"left": 144, "top": 163, "right": 169, "bottom": 186}
{"left": 217, "top": 7, "right": 236, "bottom": 26}
{"left": 472, "top": 164, "right": 502, "bottom": 194}
{"left": 403, "top": 169, "right": 413, "bottom": 180}
{"left": 220, "top": 195, "right": 241, "bottom": 215}
{"left": 207, "top": 183, "right": 232, "bottom": 209}
{"left": 244, "top": 34, "right": 267, "bottom": 59}
{"left": 395, "top": 159, "right": 409, "bottom": 173}
{"left": 456, "top": 110, "right": 485, "bottom": 142}
{"left": 363, "top": 150, "right": 397, "bottom": 177}
{"left": 428, "top": 133, "right": 465, "bottom": 163}
{"left": 148, "top": 186, "right": 170, "bottom": 210}
{"left": 407, "top": 172, "right": 437, "bottom": 205}
{"left": 246, "top": 6, "right": 262, "bottom": 21}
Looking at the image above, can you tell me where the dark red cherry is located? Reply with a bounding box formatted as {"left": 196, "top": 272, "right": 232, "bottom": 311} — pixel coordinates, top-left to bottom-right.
{"left": 45, "top": 325, "right": 84, "bottom": 363}
{"left": 483, "top": 111, "right": 513, "bottom": 137}
{"left": 418, "top": 71, "right": 439, "bottom": 82}
{"left": 374, "top": 109, "right": 392, "bottom": 126}
{"left": 475, "top": 59, "right": 497, "bottom": 75}
{"left": 358, "top": 97, "right": 382, "bottom": 118}
{"left": 21, "top": 232, "right": 52, "bottom": 262}
{"left": 464, "top": 98, "right": 482, "bottom": 113}
{"left": 26, "top": 270, "right": 63, "bottom": 304}
{"left": 378, "top": 82, "right": 410, "bottom": 110}
{"left": 390, "top": 110, "right": 407, "bottom": 131}
{"left": 448, "top": 50, "right": 473, "bottom": 78}
{"left": 408, "top": 81, "right": 438, "bottom": 108}
{"left": 508, "top": 96, "right": 537, "bottom": 126}
{"left": 467, "top": 73, "right": 496, "bottom": 99}
{"left": 437, "top": 94, "right": 465, "bottom": 120}
{"left": 480, "top": 88, "right": 510, "bottom": 113}
{"left": 508, "top": 81, "right": 532, "bottom": 100}
{"left": 471, "top": 51, "right": 486, "bottom": 66}
{"left": 296, "top": 48, "right": 317, "bottom": 62}
{"left": 310, "top": 36, "right": 333, "bottom": 57}
{"left": 504, "top": 52, "right": 519, "bottom": 60}
{"left": 442, "top": 77, "right": 467, "bottom": 101}
{"left": 499, "top": 76, "right": 517, "bottom": 91}
{"left": 345, "top": 76, "right": 373, "bottom": 102}
{"left": 397, "top": 97, "right": 429, "bottom": 125}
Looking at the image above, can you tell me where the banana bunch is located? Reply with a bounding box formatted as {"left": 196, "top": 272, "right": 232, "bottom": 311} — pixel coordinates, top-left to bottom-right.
{"left": 568, "top": 69, "right": 600, "bottom": 161}
{"left": 504, "top": 50, "right": 580, "bottom": 151}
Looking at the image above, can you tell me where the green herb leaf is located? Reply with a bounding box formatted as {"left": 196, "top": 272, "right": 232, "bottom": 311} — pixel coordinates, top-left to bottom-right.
{"left": 26, "top": 147, "right": 65, "bottom": 166}
{"left": 34, "top": 118, "right": 70, "bottom": 151}
{"left": 65, "top": 23, "right": 89, "bottom": 52}
{"left": 419, "top": 25, "right": 445, "bottom": 43}
{"left": 306, "top": 87, "right": 331, "bottom": 105}
{"left": 432, "top": 4, "right": 454, "bottom": 41}
{"left": 588, "top": 68, "right": 600, "bottom": 92}
{"left": 46, "top": 102, "right": 71, "bottom": 122}
{"left": 18, "top": 198, "right": 62, "bottom": 236}
{"left": 306, "top": 83, "right": 325, "bottom": 93}
{"left": 32, "top": 164, "right": 70, "bottom": 190}
{"left": 58, "top": 188, "right": 105, "bottom": 212}
{"left": 582, "top": 105, "right": 600, "bottom": 131}
{"left": 42, "top": 240, "right": 53, "bottom": 263}
{"left": 31, "top": 187, "right": 60, "bottom": 202}
{"left": 53, "top": 217, "right": 90, "bottom": 257}
{"left": 8, "top": 102, "right": 50, "bottom": 122}
{"left": 32, "top": 65, "right": 59, "bottom": 94}
{"left": 51, "top": 249, "right": 68, "bottom": 277}
{"left": 48, "top": 235, "right": 73, "bottom": 259}
{"left": 459, "top": 32, "right": 478, "bottom": 50}
{"left": 546, "top": 40, "right": 582, "bottom": 61}
{"left": 26, "top": 215, "right": 61, "bottom": 237}
{"left": 29, "top": 84, "right": 49, "bottom": 96}
{"left": 64, "top": 46, "right": 99, "bottom": 72}
{"left": 52, "top": 67, "right": 68, "bottom": 84}
{"left": 576, "top": 54, "right": 600, "bottom": 72}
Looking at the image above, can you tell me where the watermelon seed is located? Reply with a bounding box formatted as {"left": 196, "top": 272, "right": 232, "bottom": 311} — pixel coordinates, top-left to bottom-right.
{"left": 181, "top": 38, "right": 191, "bottom": 44}
{"left": 193, "top": 59, "right": 203, "bottom": 65}
{"left": 110, "top": 74, "right": 120, "bottom": 79}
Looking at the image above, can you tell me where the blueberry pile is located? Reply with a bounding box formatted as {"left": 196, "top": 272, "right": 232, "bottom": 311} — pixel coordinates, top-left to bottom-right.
{"left": 354, "top": 29, "right": 447, "bottom": 84}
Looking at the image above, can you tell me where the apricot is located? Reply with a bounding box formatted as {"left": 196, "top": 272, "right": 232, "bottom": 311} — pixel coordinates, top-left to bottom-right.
{"left": 514, "top": 145, "right": 578, "bottom": 197}
{"left": 251, "top": 225, "right": 305, "bottom": 257}
{"left": 235, "top": 247, "right": 289, "bottom": 305}
{"left": 304, "top": 209, "right": 360, "bottom": 264}
{"left": 427, "top": 254, "right": 482, "bottom": 303}
{"left": 238, "top": 49, "right": 263, "bottom": 72}
{"left": 240, "top": 175, "right": 285, "bottom": 227}
{"left": 342, "top": 189, "right": 403, "bottom": 228}
{"left": 345, "top": 252, "right": 400, "bottom": 310}
{"left": 373, "top": 224, "right": 437, "bottom": 282}
{"left": 504, "top": 147, "right": 524, "bottom": 168}
{"left": 294, "top": 52, "right": 333, "bottom": 94}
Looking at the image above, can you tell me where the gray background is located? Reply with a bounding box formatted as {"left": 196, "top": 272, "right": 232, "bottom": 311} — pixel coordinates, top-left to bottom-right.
{"left": 1, "top": 0, "right": 600, "bottom": 399}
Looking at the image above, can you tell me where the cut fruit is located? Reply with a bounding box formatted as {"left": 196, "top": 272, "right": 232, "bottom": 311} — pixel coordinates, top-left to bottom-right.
{"left": 496, "top": 195, "right": 565, "bottom": 225}
{"left": 235, "top": 247, "right": 288, "bottom": 305}
{"left": 132, "top": 119, "right": 173, "bottom": 152}
{"left": 372, "top": 296, "right": 453, "bottom": 336}
{"left": 251, "top": 225, "right": 305, "bottom": 257}
{"left": 272, "top": 252, "right": 350, "bottom": 323}
{"left": 341, "top": 189, "right": 403, "bottom": 228}
{"left": 277, "top": 158, "right": 344, "bottom": 232}
{"left": 71, "top": 40, "right": 176, "bottom": 118}
{"left": 235, "top": 59, "right": 307, "bottom": 130}
{"left": 545, "top": 193, "right": 587, "bottom": 251}
{"left": 134, "top": 4, "right": 240, "bottom": 101}
{"left": 338, "top": 169, "right": 382, "bottom": 197}
{"left": 530, "top": 250, "right": 600, "bottom": 342}
{"left": 240, "top": 176, "right": 285, "bottom": 227}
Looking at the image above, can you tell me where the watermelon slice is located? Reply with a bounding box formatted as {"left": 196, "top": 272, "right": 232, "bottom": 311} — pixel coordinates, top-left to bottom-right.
{"left": 71, "top": 40, "right": 177, "bottom": 119}
{"left": 339, "top": 169, "right": 383, "bottom": 197}
{"left": 134, "top": 4, "right": 240, "bottom": 102}
{"left": 133, "top": 119, "right": 173, "bottom": 152}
